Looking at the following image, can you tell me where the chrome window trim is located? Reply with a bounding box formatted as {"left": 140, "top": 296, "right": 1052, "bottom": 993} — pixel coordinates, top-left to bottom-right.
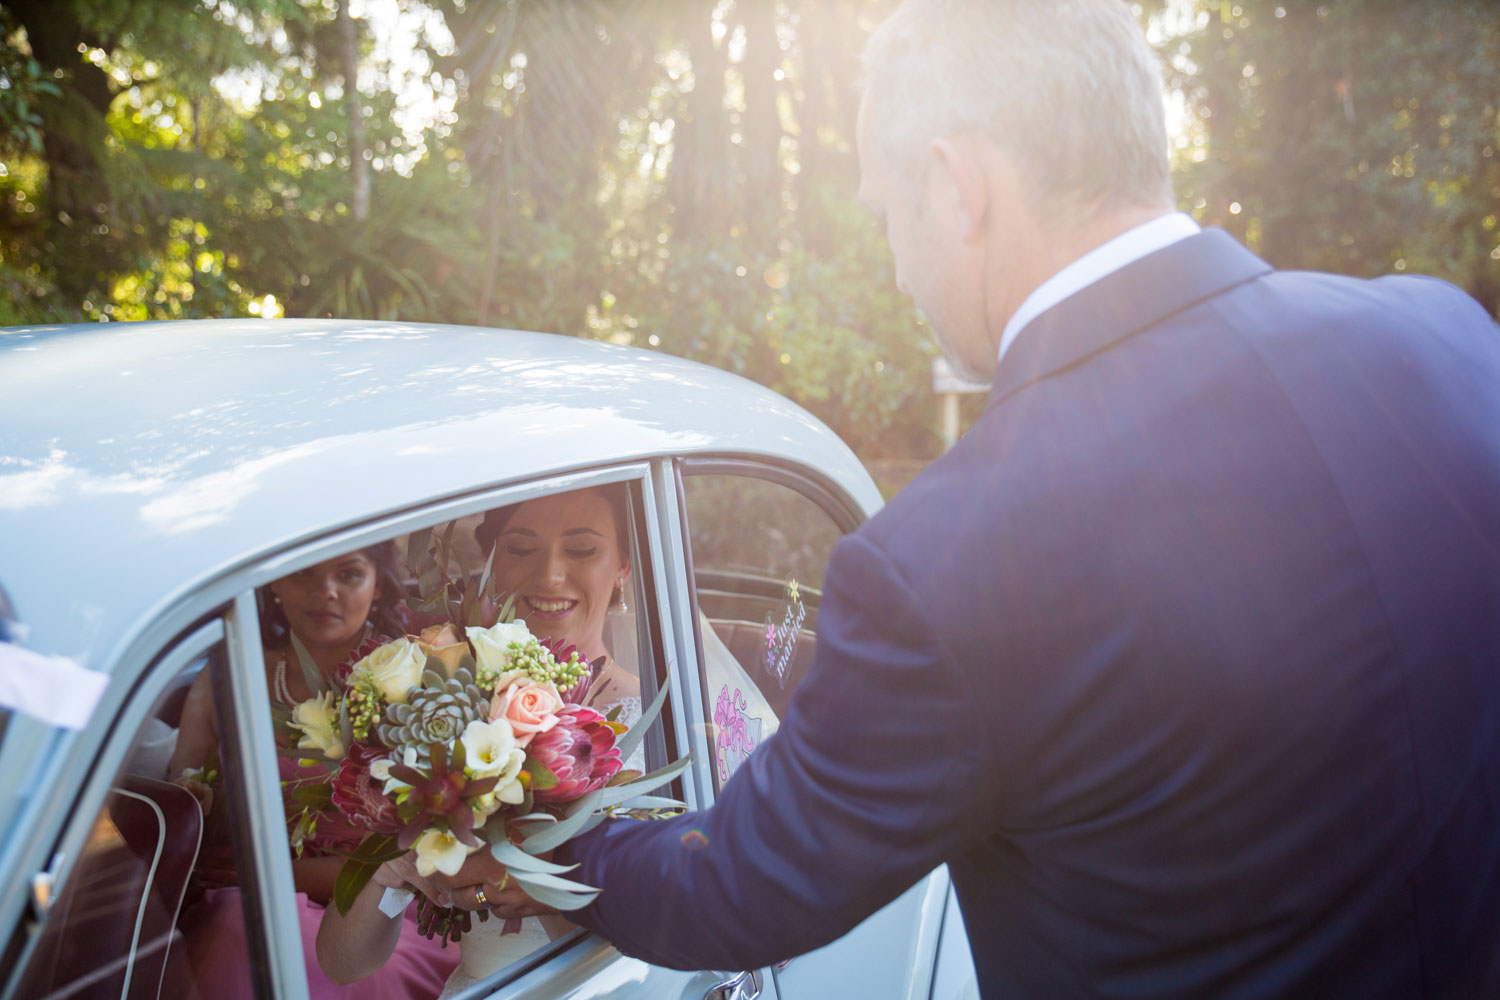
{"left": 248, "top": 464, "right": 655, "bottom": 589}
{"left": 219, "top": 590, "right": 307, "bottom": 1000}
{"left": 650, "top": 457, "right": 716, "bottom": 811}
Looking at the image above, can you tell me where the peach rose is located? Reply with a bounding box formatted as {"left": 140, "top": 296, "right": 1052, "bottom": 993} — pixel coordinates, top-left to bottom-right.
{"left": 489, "top": 679, "right": 564, "bottom": 747}
{"left": 414, "top": 622, "right": 468, "bottom": 677}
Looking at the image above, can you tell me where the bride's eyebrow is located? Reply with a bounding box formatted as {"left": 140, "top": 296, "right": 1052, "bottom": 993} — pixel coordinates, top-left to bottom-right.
{"left": 499, "top": 527, "right": 536, "bottom": 538}
{"left": 562, "top": 528, "right": 604, "bottom": 538}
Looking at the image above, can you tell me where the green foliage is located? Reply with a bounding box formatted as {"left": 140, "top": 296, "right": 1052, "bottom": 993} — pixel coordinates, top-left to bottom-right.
{"left": 3, "top": 0, "right": 1495, "bottom": 462}
{"left": 0, "top": 14, "right": 58, "bottom": 158}
{"left": 1163, "top": 0, "right": 1500, "bottom": 316}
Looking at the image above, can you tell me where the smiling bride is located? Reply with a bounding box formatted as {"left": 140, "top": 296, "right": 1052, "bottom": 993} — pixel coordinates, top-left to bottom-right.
{"left": 317, "top": 485, "right": 643, "bottom": 995}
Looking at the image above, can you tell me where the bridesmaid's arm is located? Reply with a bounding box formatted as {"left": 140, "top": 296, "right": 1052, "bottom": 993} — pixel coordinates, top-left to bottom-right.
{"left": 315, "top": 860, "right": 416, "bottom": 984}
{"left": 293, "top": 855, "right": 346, "bottom": 906}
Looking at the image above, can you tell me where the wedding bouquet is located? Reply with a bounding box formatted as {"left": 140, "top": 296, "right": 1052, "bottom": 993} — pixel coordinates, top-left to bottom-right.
{"left": 282, "top": 527, "right": 688, "bottom": 943}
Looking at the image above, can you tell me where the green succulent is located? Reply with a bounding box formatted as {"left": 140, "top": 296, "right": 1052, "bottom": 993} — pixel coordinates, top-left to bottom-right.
{"left": 378, "top": 668, "right": 486, "bottom": 759}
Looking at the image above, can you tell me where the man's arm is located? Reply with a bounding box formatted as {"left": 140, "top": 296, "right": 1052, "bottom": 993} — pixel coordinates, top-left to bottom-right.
{"left": 555, "top": 532, "right": 1003, "bottom": 971}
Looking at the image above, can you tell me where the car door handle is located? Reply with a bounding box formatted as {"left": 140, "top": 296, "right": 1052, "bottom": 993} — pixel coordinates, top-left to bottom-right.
{"left": 704, "top": 968, "right": 762, "bottom": 1000}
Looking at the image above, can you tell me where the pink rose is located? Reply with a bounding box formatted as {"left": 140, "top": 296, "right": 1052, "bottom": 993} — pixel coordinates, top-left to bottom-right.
{"left": 489, "top": 679, "right": 564, "bottom": 747}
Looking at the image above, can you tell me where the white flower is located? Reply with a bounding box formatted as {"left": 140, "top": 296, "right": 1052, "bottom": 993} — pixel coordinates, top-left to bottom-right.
{"left": 370, "top": 746, "right": 417, "bottom": 794}
{"left": 412, "top": 828, "right": 477, "bottom": 877}
{"left": 288, "top": 691, "right": 345, "bottom": 760}
{"left": 350, "top": 637, "right": 427, "bottom": 704}
{"left": 466, "top": 620, "right": 534, "bottom": 686}
{"left": 460, "top": 719, "right": 527, "bottom": 805}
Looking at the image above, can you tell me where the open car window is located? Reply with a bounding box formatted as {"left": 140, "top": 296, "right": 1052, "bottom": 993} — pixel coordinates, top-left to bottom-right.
{"left": 680, "top": 467, "right": 854, "bottom": 794}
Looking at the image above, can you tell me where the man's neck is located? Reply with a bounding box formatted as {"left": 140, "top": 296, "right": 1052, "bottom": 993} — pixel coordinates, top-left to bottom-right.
{"left": 1046, "top": 203, "right": 1176, "bottom": 278}
{"left": 985, "top": 201, "right": 1175, "bottom": 360}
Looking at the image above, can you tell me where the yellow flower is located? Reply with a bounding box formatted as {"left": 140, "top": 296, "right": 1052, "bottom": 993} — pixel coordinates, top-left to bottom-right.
{"left": 412, "top": 828, "right": 476, "bottom": 877}
{"left": 289, "top": 691, "right": 345, "bottom": 760}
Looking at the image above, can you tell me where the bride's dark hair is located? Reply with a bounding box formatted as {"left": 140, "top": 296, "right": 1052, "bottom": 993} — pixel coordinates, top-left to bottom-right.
{"left": 255, "top": 539, "right": 407, "bottom": 648}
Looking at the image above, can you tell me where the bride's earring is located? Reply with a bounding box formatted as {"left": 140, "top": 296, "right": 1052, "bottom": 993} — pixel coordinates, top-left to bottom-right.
{"left": 616, "top": 577, "right": 628, "bottom": 613}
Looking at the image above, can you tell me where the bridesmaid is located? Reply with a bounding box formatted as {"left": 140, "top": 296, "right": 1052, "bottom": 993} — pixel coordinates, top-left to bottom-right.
{"left": 172, "top": 542, "right": 459, "bottom": 999}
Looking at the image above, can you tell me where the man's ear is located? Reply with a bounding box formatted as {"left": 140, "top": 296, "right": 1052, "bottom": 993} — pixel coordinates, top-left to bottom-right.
{"left": 928, "top": 135, "right": 990, "bottom": 243}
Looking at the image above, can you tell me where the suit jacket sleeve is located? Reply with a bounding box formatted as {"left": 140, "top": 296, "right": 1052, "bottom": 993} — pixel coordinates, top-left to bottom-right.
{"left": 558, "top": 530, "right": 1002, "bottom": 970}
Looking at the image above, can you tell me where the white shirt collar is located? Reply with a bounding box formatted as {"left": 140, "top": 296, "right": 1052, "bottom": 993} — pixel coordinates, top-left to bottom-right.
{"left": 997, "top": 212, "right": 1202, "bottom": 364}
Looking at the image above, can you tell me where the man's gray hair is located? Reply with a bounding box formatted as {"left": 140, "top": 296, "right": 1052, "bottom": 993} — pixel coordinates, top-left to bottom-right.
{"left": 862, "top": 0, "right": 1174, "bottom": 223}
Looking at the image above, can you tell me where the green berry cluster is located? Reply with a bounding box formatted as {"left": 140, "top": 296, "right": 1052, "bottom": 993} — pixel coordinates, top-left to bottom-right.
{"left": 345, "top": 673, "right": 383, "bottom": 742}
{"left": 510, "top": 640, "right": 589, "bottom": 688}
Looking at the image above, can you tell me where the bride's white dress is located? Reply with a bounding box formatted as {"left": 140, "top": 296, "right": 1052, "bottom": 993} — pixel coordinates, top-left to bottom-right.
{"left": 437, "top": 695, "right": 642, "bottom": 999}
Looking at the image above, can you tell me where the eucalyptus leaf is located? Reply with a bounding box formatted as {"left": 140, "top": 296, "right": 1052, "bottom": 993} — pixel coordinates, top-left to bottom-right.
{"left": 605, "top": 795, "right": 683, "bottom": 811}
{"left": 488, "top": 838, "right": 580, "bottom": 875}
{"left": 612, "top": 671, "right": 673, "bottom": 766}
{"left": 289, "top": 632, "right": 324, "bottom": 696}
{"left": 497, "top": 592, "right": 517, "bottom": 624}
{"left": 507, "top": 869, "right": 600, "bottom": 894}
{"left": 406, "top": 528, "right": 430, "bottom": 577}
{"left": 573, "top": 756, "right": 692, "bottom": 814}
{"left": 520, "top": 788, "right": 605, "bottom": 853}
{"left": 510, "top": 812, "right": 556, "bottom": 824}
{"left": 505, "top": 872, "right": 599, "bottom": 911}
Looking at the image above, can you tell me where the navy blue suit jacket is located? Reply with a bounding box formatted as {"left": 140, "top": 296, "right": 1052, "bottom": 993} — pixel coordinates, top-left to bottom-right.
{"left": 563, "top": 230, "right": 1500, "bottom": 998}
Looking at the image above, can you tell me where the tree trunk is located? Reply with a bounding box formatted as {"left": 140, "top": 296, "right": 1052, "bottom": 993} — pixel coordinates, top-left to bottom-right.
{"left": 7, "top": 0, "right": 119, "bottom": 301}
{"left": 337, "top": 1, "right": 369, "bottom": 222}
{"left": 668, "top": 0, "right": 729, "bottom": 241}
{"left": 739, "top": 0, "right": 783, "bottom": 252}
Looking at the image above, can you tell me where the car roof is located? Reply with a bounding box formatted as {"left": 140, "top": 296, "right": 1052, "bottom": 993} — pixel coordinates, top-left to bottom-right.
{"left": 0, "top": 319, "right": 879, "bottom": 674}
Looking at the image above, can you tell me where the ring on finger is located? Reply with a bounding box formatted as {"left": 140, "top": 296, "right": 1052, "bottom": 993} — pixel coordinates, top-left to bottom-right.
{"left": 474, "top": 885, "right": 488, "bottom": 907}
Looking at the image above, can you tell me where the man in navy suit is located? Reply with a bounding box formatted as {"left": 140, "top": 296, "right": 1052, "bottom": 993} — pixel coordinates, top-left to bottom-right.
{"left": 465, "top": 1, "right": 1500, "bottom": 995}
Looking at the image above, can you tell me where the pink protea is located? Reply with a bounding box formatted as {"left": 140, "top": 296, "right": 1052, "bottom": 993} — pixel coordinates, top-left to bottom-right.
{"left": 527, "top": 705, "right": 623, "bottom": 803}
{"left": 330, "top": 742, "right": 404, "bottom": 835}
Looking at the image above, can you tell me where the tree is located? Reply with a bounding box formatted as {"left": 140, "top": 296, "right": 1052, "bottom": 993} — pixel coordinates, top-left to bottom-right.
{"left": 1161, "top": 0, "right": 1500, "bottom": 315}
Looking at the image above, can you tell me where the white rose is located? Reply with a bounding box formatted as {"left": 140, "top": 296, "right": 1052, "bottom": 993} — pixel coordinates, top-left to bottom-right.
{"left": 289, "top": 691, "right": 345, "bottom": 760}
{"left": 412, "top": 828, "right": 477, "bottom": 877}
{"left": 351, "top": 637, "right": 427, "bottom": 704}
{"left": 466, "top": 620, "right": 534, "bottom": 686}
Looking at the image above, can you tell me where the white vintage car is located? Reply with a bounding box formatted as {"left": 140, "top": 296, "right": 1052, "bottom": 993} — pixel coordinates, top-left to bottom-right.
{"left": 0, "top": 319, "right": 977, "bottom": 1000}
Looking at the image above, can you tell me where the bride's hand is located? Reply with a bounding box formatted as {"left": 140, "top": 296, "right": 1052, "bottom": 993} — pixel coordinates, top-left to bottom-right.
{"left": 448, "top": 873, "right": 555, "bottom": 921}
{"left": 374, "top": 854, "right": 454, "bottom": 907}
{"left": 433, "top": 850, "right": 557, "bottom": 919}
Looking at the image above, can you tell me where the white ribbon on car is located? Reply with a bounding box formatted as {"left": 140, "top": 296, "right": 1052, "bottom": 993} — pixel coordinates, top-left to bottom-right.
{"left": 0, "top": 642, "right": 109, "bottom": 730}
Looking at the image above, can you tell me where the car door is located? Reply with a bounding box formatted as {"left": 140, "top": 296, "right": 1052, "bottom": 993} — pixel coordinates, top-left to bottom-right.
{"left": 0, "top": 606, "right": 302, "bottom": 1000}
{"left": 672, "top": 457, "right": 966, "bottom": 1000}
